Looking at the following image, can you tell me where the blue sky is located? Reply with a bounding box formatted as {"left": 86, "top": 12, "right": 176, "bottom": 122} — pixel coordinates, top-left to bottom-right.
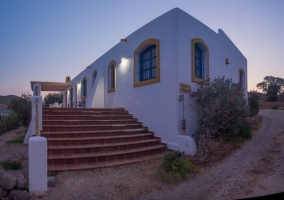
{"left": 0, "top": 0, "right": 284, "bottom": 96}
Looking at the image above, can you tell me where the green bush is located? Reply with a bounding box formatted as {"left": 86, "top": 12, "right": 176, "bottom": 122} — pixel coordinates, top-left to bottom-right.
{"left": 9, "top": 97, "right": 31, "bottom": 125}
{"left": 239, "top": 123, "right": 252, "bottom": 139}
{"left": 271, "top": 105, "right": 279, "bottom": 110}
{"left": 163, "top": 151, "right": 181, "bottom": 171}
{"left": 0, "top": 160, "right": 22, "bottom": 170}
{"left": 0, "top": 112, "right": 19, "bottom": 134}
{"left": 248, "top": 91, "right": 259, "bottom": 116}
{"left": 7, "top": 139, "right": 24, "bottom": 144}
{"left": 7, "top": 112, "right": 19, "bottom": 130}
{"left": 157, "top": 151, "right": 196, "bottom": 183}
{"left": 190, "top": 76, "right": 248, "bottom": 138}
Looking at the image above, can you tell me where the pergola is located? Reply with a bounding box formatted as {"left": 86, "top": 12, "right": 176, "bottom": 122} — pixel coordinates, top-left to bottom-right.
{"left": 30, "top": 81, "right": 71, "bottom": 91}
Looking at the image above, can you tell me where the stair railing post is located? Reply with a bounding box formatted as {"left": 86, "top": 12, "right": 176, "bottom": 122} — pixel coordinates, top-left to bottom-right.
{"left": 28, "top": 83, "right": 47, "bottom": 192}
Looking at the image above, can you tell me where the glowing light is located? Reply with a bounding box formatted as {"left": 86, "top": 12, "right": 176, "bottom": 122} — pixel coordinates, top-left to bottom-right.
{"left": 120, "top": 57, "right": 129, "bottom": 74}
{"left": 121, "top": 57, "right": 127, "bottom": 63}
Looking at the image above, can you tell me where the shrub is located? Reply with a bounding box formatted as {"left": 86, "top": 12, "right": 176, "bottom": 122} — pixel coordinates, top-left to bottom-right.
{"left": 8, "top": 97, "right": 31, "bottom": 125}
{"left": 266, "top": 85, "right": 279, "bottom": 102}
{"left": 7, "top": 139, "right": 24, "bottom": 144}
{"left": 239, "top": 123, "right": 252, "bottom": 139}
{"left": 157, "top": 151, "right": 196, "bottom": 183}
{"left": 0, "top": 112, "right": 19, "bottom": 134}
{"left": 248, "top": 90, "right": 259, "bottom": 116}
{"left": 190, "top": 76, "right": 248, "bottom": 138}
{"left": 0, "top": 160, "right": 22, "bottom": 170}
{"left": 271, "top": 105, "right": 279, "bottom": 110}
{"left": 7, "top": 112, "right": 19, "bottom": 130}
{"left": 163, "top": 151, "right": 181, "bottom": 171}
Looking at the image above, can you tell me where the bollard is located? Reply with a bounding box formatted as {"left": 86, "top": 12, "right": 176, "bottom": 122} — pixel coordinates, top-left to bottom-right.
{"left": 28, "top": 136, "right": 47, "bottom": 192}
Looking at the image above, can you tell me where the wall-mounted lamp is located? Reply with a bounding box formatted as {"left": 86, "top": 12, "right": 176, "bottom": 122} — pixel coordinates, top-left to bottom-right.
{"left": 121, "top": 56, "right": 127, "bottom": 63}
{"left": 121, "top": 38, "right": 127, "bottom": 42}
{"left": 225, "top": 58, "right": 229, "bottom": 65}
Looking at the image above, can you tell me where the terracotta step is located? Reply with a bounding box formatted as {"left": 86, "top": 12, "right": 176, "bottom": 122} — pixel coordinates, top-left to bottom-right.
{"left": 43, "top": 107, "right": 125, "bottom": 112}
{"left": 48, "top": 152, "right": 166, "bottom": 172}
{"left": 42, "top": 123, "right": 143, "bottom": 132}
{"left": 48, "top": 138, "right": 162, "bottom": 155}
{"left": 43, "top": 119, "right": 138, "bottom": 126}
{"left": 47, "top": 133, "right": 154, "bottom": 146}
{"left": 48, "top": 144, "right": 167, "bottom": 166}
{"left": 42, "top": 107, "right": 167, "bottom": 172}
{"left": 43, "top": 110, "right": 129, "bottom": 116}
{"left": 42, "top": 129, "right": 150, "bottom": 138}
{"left": 42, "top": 114, "right": 134, "bottom": 121}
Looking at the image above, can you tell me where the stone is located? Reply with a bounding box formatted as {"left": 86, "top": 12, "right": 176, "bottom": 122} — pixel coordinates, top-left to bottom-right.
{"left": 0, "top": 171, "right": 17, "bottom": 190}
{"left": 8, "top": 189, "right": 29, "bottom": 200}
{"left": 1, "top": 188, "right": 8, "bottom": 197}
{"left": 14, "top": 171, "right": 27, "bottom": 190}
{"left": 48, "top": 176, "right": 56, "bottom": 187}
{"left": 15, "top": 177, "right": 27, "bottom": 190}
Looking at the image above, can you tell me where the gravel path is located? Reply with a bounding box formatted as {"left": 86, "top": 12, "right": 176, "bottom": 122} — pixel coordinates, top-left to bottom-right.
{"left": 4, "top": 111, "right": 283, "bottom": 199}
{"left": 140, "top": 110, "right": 284, "bottom": 199}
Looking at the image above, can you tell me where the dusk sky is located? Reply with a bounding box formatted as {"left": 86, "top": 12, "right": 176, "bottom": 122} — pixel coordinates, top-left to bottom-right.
{"left": 0, "top": 0, "right": 283, "bottom": 97}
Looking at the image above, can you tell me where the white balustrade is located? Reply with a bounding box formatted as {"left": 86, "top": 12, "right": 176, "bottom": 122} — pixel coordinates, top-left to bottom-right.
{"left": 24, "top": 83, "right": 47, "bottom": 192}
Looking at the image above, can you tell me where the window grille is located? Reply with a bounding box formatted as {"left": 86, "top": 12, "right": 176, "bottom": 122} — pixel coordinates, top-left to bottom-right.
{"left": 110, "top": 65, "right": 115, "bottom": 89}
{"left": 195, "top": 43, "right": 205, "bottom": 79}
{"left": 139, "top": 45, "right": 156, "bottom": 81}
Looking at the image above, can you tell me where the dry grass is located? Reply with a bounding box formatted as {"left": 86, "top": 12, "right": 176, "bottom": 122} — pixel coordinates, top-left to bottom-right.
{"left": 187, "top": 114, "right": 263, "bottom": 168}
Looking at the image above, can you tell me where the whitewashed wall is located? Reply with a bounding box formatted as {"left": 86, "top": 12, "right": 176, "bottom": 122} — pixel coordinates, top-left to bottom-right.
{"left": 68, "top": 8, "right": 247, "bottom": 155}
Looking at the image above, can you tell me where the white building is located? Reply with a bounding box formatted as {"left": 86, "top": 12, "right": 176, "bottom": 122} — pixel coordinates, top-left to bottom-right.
{"left": 64, "top": 8, "right": 247, "bottom": 155}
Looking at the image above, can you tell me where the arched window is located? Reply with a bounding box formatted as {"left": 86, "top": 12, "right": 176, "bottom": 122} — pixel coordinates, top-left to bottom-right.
{"left": 192, "top": 38, "right": 209, "bottom": 83}
{"left": 108, "top": 60, "right": 116, "bottom": 93}
{"left": 239, "top": 68, "right": 245, "bottom": 93}
{"left": 92, "top": 70, "right": 97, "bottom": 87}
{"left": 140, "top": 45, "right": 156, "bottom": 81}
{"left": 133, "top": 38, "right": 160, "bottom": 87}
{"left": 81, "top": 78, "right": 87, "bottom": 98}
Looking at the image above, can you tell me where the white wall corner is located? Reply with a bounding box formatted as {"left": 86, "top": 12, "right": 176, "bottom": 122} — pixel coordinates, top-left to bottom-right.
{"left": 164, "top": 135, "right": 197, "bottom": 156}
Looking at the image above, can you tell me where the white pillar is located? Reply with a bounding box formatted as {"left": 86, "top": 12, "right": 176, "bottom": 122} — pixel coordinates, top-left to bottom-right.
{"left": 24, "top": 83, "right": 42, "bottom": 143}
{"left": 63, "top": 91, "right": 66, "bottom": 108}
{"left": 33, "top": 83, "right": 41, "bottom": 97}
{"left": 29, "top": 136, "right": 47, "bottom": 192}
{"left": 31, "top": 97, "right": 42, "bottom": 135}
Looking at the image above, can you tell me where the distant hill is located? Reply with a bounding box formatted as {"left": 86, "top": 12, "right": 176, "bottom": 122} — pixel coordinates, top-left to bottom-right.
{"left": 0, "top": 95, "right": 20, "bottom": 106}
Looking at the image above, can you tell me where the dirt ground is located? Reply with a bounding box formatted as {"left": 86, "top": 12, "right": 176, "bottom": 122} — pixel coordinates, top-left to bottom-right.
{"left": 259, "top": 100, "right": 284, "bottom": 110}
{"left": 1, "top": 110, "right": 284, "bottom": 199}
{"left": 0, "top": 126, "right": 28, "bottom": 178}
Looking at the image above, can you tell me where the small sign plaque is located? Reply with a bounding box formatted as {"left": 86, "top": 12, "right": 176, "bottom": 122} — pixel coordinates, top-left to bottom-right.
{"left": 179, "top": 94, "right": 184, "bottom": 101}
{"left": 180, "top": 83, "right": 191, "bottom": 94}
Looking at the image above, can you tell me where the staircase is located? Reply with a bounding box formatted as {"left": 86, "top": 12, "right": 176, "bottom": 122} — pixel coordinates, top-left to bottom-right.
{"left": 42, "top": 107, "right": 167, "bottom": 172}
